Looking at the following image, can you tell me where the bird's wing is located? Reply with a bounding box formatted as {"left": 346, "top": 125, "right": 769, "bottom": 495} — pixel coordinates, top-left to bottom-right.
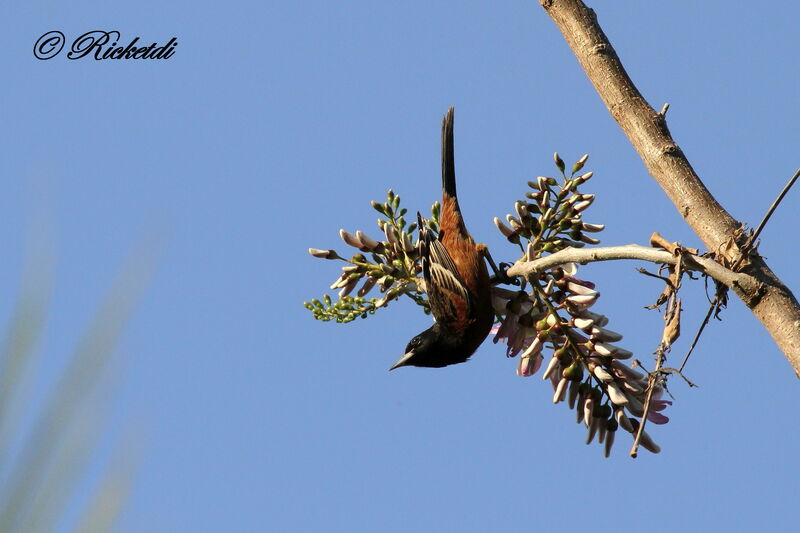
{"left": 418, "top": 215, "right": 474, "bottom": 327}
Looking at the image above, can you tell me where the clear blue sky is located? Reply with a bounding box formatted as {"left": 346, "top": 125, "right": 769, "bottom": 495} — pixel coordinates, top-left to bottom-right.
{"left": 3, "top": 1, "right": 799, "bottom": 532}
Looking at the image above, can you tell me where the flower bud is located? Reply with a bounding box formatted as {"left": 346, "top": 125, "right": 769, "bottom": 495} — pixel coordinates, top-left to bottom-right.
{"left": 506, "top": 214, "right": 523, "bottom": 230}
{"left": 537, "top": 176, "right": 549, "bottom": 191}
{"left": 586, "top": 415, "right": 600, "bottom": 444}
{"left": 583, "top": 397, "right": 594, "bottom": 427}
{"left": 606, "top": 382, "right": 628, "bottom": 406}
{"left": 576, "top": 391, "right": 586, "bottom": 424}
{"left": 566, "top": 281, "right": 597, "bottom": 296}
{"left": 493, "top": 217, "right": 514, "bottom": 238}
{"left": 553, "top": 377, "right": 568, "bottom": 403}
{"left": 514, "top": 201, "right": 529, "bottom": 218}
{"left": 581, "top": 222, "right": 605, "bottom": 232}
{"left": 571, "top": 317, "right": 594, "bottom": 331}
{"left": 339, "top": 229, "right": 362, "bottom": 248}
{"left": 541, "top": 190, "right": 551, "bottom": 208}
{"left": 590, "top": 326, "right": 623, "bottom": 342}
{"left": 402, "top": 232, "right": 414, "bottom": 252}
{"left": 625, "top": 394, "right": 645, "bottom": 417}
{"left": 383, "top": 225, "right": 398, "bottom": 245}
{"left": 330, "top": 273, "right": 348, "bottom": 290}
{"left": 356, "top": 231, "right": 380, "bottom": 251}
{"left": 371, "top": 200, "right": 386, "bottom": 215}
{"left": 610, "top": 360, "right": 645, "bottom": 380}
{"left": 593, "top": 342, "right": 631, "bottom": 359}
{"left": 517, "top": 353, "right": 543, "bottom": 377}
{"left": 554, "top": 152, "right": 565, "bottom": 172}
{"left": 622, "top": 380, "right": 644, "bottom": 394}
{"left": 568, "top": 379, "right": 581, "bottom": 409}
{"left": 592, "top": 366, "right": 614, "bottom": 382}
{"left": 639, "top": 431, "right": 661, "bottom": 454}
{"left": 603, "top": 427, "right": 615, "bottom": 457}
{"left": 615, "top": 408, "right": 634, "bottom": 433}
{"left": 357, "top": 276, "right": 377, "bottom": 297}
{"left": 339, "top": 278, "right": 358, "bottom": 298}
{"left": 542, "top": 356, "right": 560, "bottom": 381}
{"left": 566, "top": 293, "right": 599, "bottom": 307}
{"left": 562, "top": 362, "right": 584, "bottom": 382}
{"left": 572, "top": 154, "right": 589, "bottom": 173}
{"left": 308, "top": 248, "right": 340, "bottom": 260}
{"left": 597, "top": 417, "right": 607, "bottom": 444}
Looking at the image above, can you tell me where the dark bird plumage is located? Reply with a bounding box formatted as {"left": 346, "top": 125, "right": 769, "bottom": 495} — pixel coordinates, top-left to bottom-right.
{"left": 390, "top": 107, "right": 494, "bottom": 370}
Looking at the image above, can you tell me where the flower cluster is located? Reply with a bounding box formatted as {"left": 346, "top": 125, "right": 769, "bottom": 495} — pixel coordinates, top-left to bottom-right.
{"left": 304, "top": 190, "right": 438, "bottom": 322}
{"left": 304, "top": 152, "right": 672, "bottom": 457}
{"left": 491, "top": 153, "right": 669, "bottom": 456}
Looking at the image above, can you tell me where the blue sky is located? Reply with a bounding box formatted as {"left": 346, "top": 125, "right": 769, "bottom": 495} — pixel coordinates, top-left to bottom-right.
{"left": 3, "top": 1, "right": 799, "bottom": 532}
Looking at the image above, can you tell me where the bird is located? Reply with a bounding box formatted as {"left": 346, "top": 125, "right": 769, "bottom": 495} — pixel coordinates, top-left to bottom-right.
{"left": 390, "top": 107, "right": 495, "bottom": 370}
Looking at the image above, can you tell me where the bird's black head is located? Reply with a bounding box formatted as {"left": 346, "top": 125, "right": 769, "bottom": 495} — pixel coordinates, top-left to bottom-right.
{"left": 390, "top": 324, "right": 469, "bottom": 370}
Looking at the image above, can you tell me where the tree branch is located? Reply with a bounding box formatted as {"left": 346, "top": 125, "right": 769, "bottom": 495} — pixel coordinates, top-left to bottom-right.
{"left": 506, "top": 244, "right": 757, "bottom": 295}
{"left": 537, "top": 0, "right": 800, "bottom": 376}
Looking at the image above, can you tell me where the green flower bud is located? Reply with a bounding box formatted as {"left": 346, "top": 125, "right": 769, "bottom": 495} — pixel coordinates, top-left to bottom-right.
{"left": 371, "top": 201, "right": 386, "bottom": 215}
{"left": 554, "top": 152, "right": 565, "bottom": 172}
{"left": 563, "top": 362, "right": 584, "bottom": 381}
{"left": 572, "top": 154, "right": 589, "bottom": 173}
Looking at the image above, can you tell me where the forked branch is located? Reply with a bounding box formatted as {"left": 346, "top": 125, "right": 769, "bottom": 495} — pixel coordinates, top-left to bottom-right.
{"left": 537, "top": 0, "right": 800, "bottom": 375}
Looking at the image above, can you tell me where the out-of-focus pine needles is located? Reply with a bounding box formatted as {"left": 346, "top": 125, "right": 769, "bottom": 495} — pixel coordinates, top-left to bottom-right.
{"left": 0, "top": 227, "right": 160, "bottom": 533}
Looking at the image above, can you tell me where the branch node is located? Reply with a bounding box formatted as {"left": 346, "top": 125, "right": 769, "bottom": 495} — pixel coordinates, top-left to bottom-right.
{"left": 661, "top": 143, "right": 680, "bottom": 155}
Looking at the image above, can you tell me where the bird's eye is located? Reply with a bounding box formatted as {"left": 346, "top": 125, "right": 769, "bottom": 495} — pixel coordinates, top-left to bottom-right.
{"left": 412, "top": 336, "right": 423, "bottom": 347}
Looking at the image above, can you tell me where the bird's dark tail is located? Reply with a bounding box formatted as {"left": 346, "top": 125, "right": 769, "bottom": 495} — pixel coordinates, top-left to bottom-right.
{"left": 441, "top": 106, "right": 457, "bottom": 199}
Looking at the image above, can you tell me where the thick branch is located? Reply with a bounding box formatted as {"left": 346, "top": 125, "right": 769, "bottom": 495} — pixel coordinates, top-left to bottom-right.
{"left": 538, "top": 0, "right": 800, "bottom": 376}
{"left": 506, "top": 245, "right": 757, "bottom": 296}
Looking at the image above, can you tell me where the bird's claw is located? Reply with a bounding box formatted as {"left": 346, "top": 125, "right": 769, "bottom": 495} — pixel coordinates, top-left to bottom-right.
{"left": 492, "top": 262, "right": 520, "bottom": 286}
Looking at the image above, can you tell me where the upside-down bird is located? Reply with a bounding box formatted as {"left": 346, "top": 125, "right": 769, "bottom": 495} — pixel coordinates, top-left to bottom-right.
{"left": 390, "top": 107, "right": 495, "bottom": 370}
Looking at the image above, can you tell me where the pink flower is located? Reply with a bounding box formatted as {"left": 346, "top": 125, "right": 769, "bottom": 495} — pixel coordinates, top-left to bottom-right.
{"left": 647, "top": 399, "right": 672, "bottom": 424}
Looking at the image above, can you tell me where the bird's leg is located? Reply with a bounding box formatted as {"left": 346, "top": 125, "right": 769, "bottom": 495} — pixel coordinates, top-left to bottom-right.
{"left": 479, "top": 245, "right": 519, "bottom": 286}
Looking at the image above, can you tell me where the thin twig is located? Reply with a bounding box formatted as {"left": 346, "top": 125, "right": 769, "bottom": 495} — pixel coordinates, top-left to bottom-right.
{"left": 660, "top": 366, "right": 697, "bottom": 388}
{"left": 680, "top": 169, "right": 799, "bottom": 371}
{"left": 636, "top": 267, "right": 672, "bottom": 285}
{"left": 629, "top": 348, "right": 664, "bottom": 458}
{"left": 750, "top": 167, "right": 800, "bottom": 249}
{"left": 678, "top": 292, "right": 720, "bottom": 374}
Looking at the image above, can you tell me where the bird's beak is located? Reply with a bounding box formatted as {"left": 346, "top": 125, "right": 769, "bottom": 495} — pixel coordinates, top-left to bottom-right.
{"left": 389, "top": 350, "right": 415, "bottom": 371}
